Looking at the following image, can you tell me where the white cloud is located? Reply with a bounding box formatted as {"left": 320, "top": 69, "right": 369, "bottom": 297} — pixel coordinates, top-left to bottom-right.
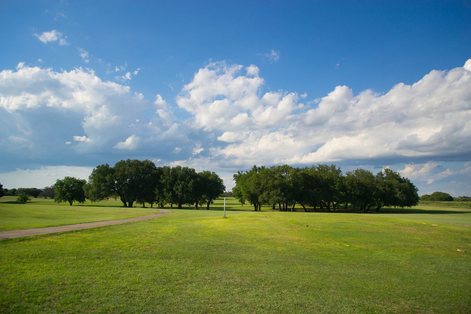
{"left": 78, "top": 48, "right": 90, "bottom": 63}
{"left": 192, "top": 144, "right": 204, "bottom": 156}
{"left": 35, "top": 30, "right": 68, "bottom": 45}
{"left": 0, "top": 64, "right": 184, "bottom": 167}
{"left": 177, "top": 62, "right": 298, "bottom": 132}
{"left": 1, "top": 59, "right": 470, "bottom": 195}
{"left": 264, "top": 49, "right": 280, "bottom": 63}
{"left": 177, "top": 59, "right": 471, "bottom": 168}
{"left": 73, "top": 135, "right": 91, "bottom": 143}
{"left": 154, "top": 94, "right": 173, "bottom": 122}
{"left": 114, "top": 135, "right": 140, "bottom": 150}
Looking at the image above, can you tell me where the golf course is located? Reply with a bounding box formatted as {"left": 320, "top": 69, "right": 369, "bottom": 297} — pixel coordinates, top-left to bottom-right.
{"left": 1, "top": 197, "right": 470, "bottom": 313}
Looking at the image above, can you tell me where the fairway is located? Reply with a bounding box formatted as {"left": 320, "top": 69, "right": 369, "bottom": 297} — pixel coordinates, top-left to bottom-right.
{"left": 0, "top": 197, "right": 159, "bottom": 231}
{"left": 1, "top": 201, "right": 470, "bottom": 313}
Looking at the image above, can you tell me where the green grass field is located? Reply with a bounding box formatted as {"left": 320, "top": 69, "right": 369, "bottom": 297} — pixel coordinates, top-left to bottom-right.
{"left": 0, "top": 197, "right": 159, "bottom": 231}
{"left": 0, "top": 198, "right": 470, "bottom": 313}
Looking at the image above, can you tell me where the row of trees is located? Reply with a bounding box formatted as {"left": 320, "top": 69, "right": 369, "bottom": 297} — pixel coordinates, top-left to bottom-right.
{"left": 54, "top": 160, "right": 225, "bottom": 208}
{"left": 233, "top": 165, "right": 419, "bottom": 212}
{"left": 0, "top": 187, "right": 55, "bottom": 198}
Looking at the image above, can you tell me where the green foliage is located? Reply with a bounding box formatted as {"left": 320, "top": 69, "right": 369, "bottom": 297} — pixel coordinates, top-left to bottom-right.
{"left": 233, "top": 165, "right": 418, "bottom": 212}
{"left": 17, "top": 188, "right": 42, "bottom": 198}
{"left": 16, "top": 194, "right": 30, "bottom": 204}
{"left": 85, "top": 164, "right": 115, "bottom": 202}
{"left": 0, "top": 183, "right": 3, "bottom": 198}
{"left": 421, "top": 191, "right": 454, "bottom": 201}
{"left": 38, "top": 186, "right": 55, "bottom": 199}
{"left": 198, "top": 171, "right": 225, "bottom": 209}
{"left": 54, "top": 177, "right": 86, "bottom": 206}
{"left": 86, "top": 160, "right": 225, "bottom": 209}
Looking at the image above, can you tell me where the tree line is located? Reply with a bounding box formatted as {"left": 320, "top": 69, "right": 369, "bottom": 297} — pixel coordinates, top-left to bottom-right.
{"left": 233, "top": 165, "right": 419, "bottom": 212}
{"left": 54, "top": 159, "right": 225, "bottom": 208}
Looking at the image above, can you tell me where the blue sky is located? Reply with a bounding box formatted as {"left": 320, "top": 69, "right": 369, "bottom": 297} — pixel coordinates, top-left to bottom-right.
{"left": 0, "top": 0, "right": 470, "bottom": 195}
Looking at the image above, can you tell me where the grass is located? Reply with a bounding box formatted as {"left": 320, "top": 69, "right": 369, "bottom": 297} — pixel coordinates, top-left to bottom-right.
{"left": 0, "top": 197, "right": 159, "bottom": 231}
{"left": 0, "top": 198, "right": 470, "bottom": 313}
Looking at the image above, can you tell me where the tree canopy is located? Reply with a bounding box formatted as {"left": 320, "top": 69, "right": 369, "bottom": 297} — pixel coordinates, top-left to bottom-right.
{"left": 54, "top": 177, "right": 86, "bottom": 206}
{"left": 86, "top": 160, "right": 226, "bottom": 209}
{"left": 421, "top": 191, "right": 454, "bottom": 201}
{"left": 233, "top": 165, "right": 419, "bottom": 212}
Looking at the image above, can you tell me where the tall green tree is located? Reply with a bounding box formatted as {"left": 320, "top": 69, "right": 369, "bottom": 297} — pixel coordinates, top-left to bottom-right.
{"left": 54, "top": 177, "right": 86, "bottom": 206}
{"left": 172, "top": 166, "right": 200, "bottom": 209}
{"left": 344, "top": 169, "right": 381, "bottom": 212}
{"left": 85, "top": 164, "right": 115, "bottom": 202}
{"left": 0, "top": 183, "right": 4, "bottom": 198}
{"left": 113, "top": 159, "right": 157, "bottom": 208}
{"left": 233, "top": 166, "right": 265, "bottom": 211}
{"left": 376, "top": 168, "right": 419, "bottom": 208}
{"left": 199, "top": 171, "right": 225, "bottom": 209}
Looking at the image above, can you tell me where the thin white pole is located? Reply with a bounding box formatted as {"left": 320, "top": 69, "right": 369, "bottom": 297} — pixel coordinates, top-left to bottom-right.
{"left": 223, "top": 197, "right": 227, "bottom": 218}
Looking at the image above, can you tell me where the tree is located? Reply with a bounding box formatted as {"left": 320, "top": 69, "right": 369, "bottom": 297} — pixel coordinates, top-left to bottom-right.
{"left": 54, "top": 177, "right": 86, "bottom": 206}
{"left": 199, "top": 171, "right": 225, "bottom": 209}
{"left": 170, "top": 166, "right": 199, "bottom": 209}
{"left": 314, "top": 165, "right": 344, "bottom": 211}
{"left": 376, "top": 168, "right": 418, "bottom": 208}
{"left": 85, "top": 164, "right": 115, "bottom": 202}
{"left": 113, "top": 159, "right": 158, "bottom": 207}
{"left": 0, "top": 183, "right": 4, "bottom": 198}
{"left": 344, "top": 169, "right": 381, "bottom": 212}
{"left": 233, "top": 166, "right": 265, "bottom": 211}
{"left": 17, "top": 188, "right": 42, "bottom": 198}
{"left": 422, "top": 191, "right": 454, "bottom": 201}
{"left": 39, "top": 186, "right": 55, "bottom": 199}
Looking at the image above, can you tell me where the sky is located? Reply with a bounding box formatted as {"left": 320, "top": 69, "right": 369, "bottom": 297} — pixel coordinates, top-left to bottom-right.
{"left": 0, "top": 0, "right": 470, "bottom": 196}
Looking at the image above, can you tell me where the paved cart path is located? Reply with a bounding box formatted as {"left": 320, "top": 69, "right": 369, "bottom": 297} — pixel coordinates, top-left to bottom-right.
{"left": 0, "top": 209, "right": 170, "bottom": 240}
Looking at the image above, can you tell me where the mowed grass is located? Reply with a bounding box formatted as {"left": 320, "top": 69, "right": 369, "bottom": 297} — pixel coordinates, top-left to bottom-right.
{"left": 0, "top": 197, "right": 159, "bottom": 231}
{"left": 0, "top": 200, "right": 470, "bottom": 313}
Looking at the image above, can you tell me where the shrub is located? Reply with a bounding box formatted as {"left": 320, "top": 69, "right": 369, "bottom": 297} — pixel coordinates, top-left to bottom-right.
{"left": 17, "top": 194, "right": 30, "bottom": 204}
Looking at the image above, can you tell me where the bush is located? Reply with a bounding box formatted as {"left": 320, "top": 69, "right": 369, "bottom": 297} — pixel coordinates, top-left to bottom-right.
{"left": 421, "top": 191, "right": 454, "bottom": 201}
{"left": 17, "top": 194, "right": 30, "bottom": 204}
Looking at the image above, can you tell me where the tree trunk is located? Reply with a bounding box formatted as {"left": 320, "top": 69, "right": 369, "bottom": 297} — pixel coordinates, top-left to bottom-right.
{"left": 68, "top": 200, "right": 73, "bottom": 206}
{"left": 206, "top": 201, "right": 210, "bottom": 210}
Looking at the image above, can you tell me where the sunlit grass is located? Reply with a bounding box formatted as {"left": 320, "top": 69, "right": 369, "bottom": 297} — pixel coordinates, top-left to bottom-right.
{"left": 1, "top": 201, "right": 470, "bottom": 312}
{"left": 0, "top": 198, "right": 159, "bottom": 231}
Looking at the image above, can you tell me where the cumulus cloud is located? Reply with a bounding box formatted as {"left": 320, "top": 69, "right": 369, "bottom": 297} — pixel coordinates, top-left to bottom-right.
{"left": 177, "top": 60, "right": 471, "bottom": 167}
{"left": 177, "top": 62, "right": 298, "bottom": 132}
{"left": 0, "top": 64, "right": 189, "bottom": 170}
{"left": 1, "top": 59, "right": 470, "bottom": 194}
{"left": 35, "top": 30, "right": 68, "bottom": 45}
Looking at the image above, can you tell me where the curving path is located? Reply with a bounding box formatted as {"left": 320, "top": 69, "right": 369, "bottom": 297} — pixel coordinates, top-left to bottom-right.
{"left": 0, "top": 209, "right": 170, "bottom": 240}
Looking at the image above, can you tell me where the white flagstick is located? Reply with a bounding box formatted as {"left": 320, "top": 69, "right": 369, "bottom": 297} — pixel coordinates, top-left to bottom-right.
{"left": 223, "top": 197, "right": 227, "bottom": 218}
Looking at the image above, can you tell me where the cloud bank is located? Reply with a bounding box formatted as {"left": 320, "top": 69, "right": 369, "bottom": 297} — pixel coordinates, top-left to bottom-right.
{"left": 1, "top": 60, "right": 470, "bottom": 193}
